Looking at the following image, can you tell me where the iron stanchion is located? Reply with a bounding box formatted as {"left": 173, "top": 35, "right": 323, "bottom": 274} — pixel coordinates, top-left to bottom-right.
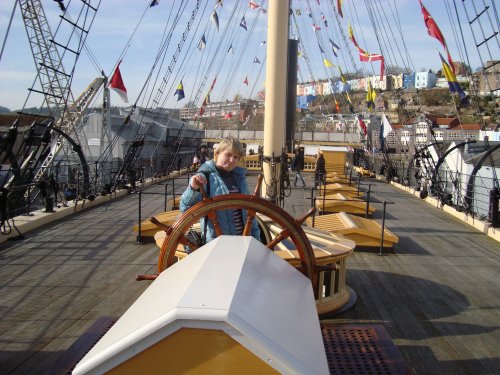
{"left": 25, "top": 183, "right": 33, "bottom": 216}
{"left": 357, "top": 173, "right": 361, "bottom": 198}
{"left": 94, "top": 161, "right": 99, "bottom": 196}
{"left": 164, "top": 183, "right": 168, "bottom": 212}
{"left": 171, "top": 178, "right": 176, "bottom": 210}
{"left": 322, "top": 186, "right": 327, "bottom": 213}
{"left": 365, "top": 184, "right": 373, "bottom": 218}
{"left": 136, "top": 191, "right": 144, "bottom": 244}
{"left": 75, "top": 170, "right": 81, "bottom": 204}
{"left": 379, "top": 201, "right": 387, "bottom": 256}
{"left": 312, "top": 196, "right": 317, "bottom": 227}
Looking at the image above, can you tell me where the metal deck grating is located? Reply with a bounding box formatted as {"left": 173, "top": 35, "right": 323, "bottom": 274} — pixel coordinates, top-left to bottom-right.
{"left": 321, "top": 323, "right": 412, "bottom": 375}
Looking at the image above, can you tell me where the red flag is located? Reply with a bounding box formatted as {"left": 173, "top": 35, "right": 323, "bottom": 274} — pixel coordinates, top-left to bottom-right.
{"left": 209, "top": 76, "right": 217, "bottom": 91}
{"left": 249, "top": 1, "right": 259, "bottom": 9}
{"left": 358, "top": 49, "right": 385, "bottom": 80}
{"left": 108, "top": 61, "right": 128, "bottom": 103}
{"left": 199, "top": 97, "right": 207, "bottom": 116}
{"left": 419, "top": 0, "right": 454, "bottom": 70}
{"left": 358, "top": 116, "right": 367, "bottom": 136}
{"left": 243, "top": 76, "right": 249, "bottom": 85}
{"left": 337, "top": 0, "right": 343, "bottom": 18}
{"left": 419, "top": 0, "right": 446, "bottom": 48}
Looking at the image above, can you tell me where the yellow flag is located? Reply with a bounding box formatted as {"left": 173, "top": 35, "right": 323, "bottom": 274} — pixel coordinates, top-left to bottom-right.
{"left": 348, "top": 22, "right": 354, "bottom": 42}
{"left": 338, "top": 66, "right": 346, "bottom": 83}
{"left": 323, "top": 58, "right": 334, "bottom": 68}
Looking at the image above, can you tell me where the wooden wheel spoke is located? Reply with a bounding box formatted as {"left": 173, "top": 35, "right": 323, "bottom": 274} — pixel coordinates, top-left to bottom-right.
{"left": 178, "top": 233, "right": 201, "bottom": 251}
{"left": 295, "top": 207, "right": 316, "bottom": 226}
{"left": 266, "top": 227, "right": 291, "bottom": 249}
{"left": 252, "top": 175, "right": 263, "bottom": 197}
{"left": 242, "top": 209, "right": 257, "bottom": 236}
{"left": 150, "top": 216, "right": 170, "bottom": 231}
{"left": 207, "top": 211, "right": 223, "bottom": 237}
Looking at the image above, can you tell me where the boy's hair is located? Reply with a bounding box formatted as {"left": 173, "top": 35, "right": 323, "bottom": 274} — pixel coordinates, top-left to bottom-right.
{"left": 215, "top": 136, "right": 244, "bottom": 158}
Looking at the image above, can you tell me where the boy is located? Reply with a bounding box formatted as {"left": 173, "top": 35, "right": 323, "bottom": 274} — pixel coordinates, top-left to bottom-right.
{"left": 180, "top": 136, "right": 260, "bottom": 243}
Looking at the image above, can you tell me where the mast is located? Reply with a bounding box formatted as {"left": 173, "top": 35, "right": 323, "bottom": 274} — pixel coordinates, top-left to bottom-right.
{"left": 262, "top": 1, "right": 289, "bottom": 202}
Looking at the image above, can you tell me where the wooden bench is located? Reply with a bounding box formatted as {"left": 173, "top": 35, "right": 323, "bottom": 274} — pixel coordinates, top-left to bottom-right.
{"left": 317, "top": 183, "right": 363, "bottom": 198}
{"left": 132, "top": 210, "right": 182, "bottom": 238}
{"left": 315, "top": 193, "right": 376, "bottom": 216}
{"left": 325, "top": 175, "right": 352, "bottom": 185}
{"left": 307, "top": 212, "right": 399, "bottom": 249}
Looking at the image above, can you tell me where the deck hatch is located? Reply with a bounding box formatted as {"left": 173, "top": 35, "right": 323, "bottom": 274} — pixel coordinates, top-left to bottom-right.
{"left": 321, "top": 324, "right": 411, "bottom": 375}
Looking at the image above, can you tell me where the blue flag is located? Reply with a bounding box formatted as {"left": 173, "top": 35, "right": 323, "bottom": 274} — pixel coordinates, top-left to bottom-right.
{"left": 329, "top": 38, "right": 340, "bottom": 57}
{"left": 174, "top": 81, "right": 185, "bottom": 101}
{"left": 240, "top": 16, "right": 247, "bottom": 31}
{"left": 439, "top": 52, "right": 469, "bottom": 107}
{"left": 198, "top": 34, "right": 206, "bottom": 50}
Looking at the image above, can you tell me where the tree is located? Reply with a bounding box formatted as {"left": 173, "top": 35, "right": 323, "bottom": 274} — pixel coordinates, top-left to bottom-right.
{"left": 385, "top": 65, "right": 409, "bottom": 75}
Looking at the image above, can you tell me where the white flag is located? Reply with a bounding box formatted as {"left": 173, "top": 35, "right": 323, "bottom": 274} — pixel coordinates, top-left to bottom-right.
{"left": 382, "top": 113, "right": 393, "bottom": 138}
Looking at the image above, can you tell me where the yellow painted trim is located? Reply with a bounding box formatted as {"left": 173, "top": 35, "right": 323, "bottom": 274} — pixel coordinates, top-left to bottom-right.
{"left": 107, "top": 328, "right": 279, "bottom": 374}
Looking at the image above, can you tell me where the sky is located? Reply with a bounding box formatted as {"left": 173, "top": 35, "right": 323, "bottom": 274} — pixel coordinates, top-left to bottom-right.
{"left": 0, "top": 0, "right": 497, "bottom": 112}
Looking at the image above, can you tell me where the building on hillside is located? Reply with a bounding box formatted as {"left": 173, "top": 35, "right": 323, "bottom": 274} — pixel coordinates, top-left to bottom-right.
{"left": 297, "top": 84, "right": 307, "bottom": 96}
{"left": 358, "top": 77, "right": 367, "bottom": 91}
{"left": 331, "top": 81, "right": 351, "bottom": 93}
{"left": 323, "top": 80, "right": 332, "bottom": 95}
{"left": 436, "top": 75, "right": 469, "bottom": 89}
{"left": 305, "top": 84, "right": 316, "bottom": 95}
{"left": 348, "top": 79, "right": 359, "bottom": 91}
{"left": 435, "top": 77, "right": 449, "bottom": 88}
{"left": 447, "top": 123, "right": 482, "bottom": 141}
{"left": 360, "top": 75, "right": 393, "bottom": 91}
{"left": 431, "top": 116, "right": 460, "bottom": 129}
{"left": 380, "top": 75, "right": 393, "bottom": 91}
{"left": 296, "top": 95, "right": 317, "bottom": 110}
{"left": 415, "top": 71, "right": 437, "bottom": 89}
{"left": 392, "top": 74, "right": 404, "bottom": 90}
{"left": 403, "top": 73, "right": 416, "bottom": 89}
{"left": 368, "top": 76, "right": 380, "bottom": 90}
{"left": 472, "top": 60, "right": 500, "bottom": 96}
{"left": 452, "top": 61, "right": 470, "bottom": 76}
{"left": 387, "top": 99, "right": 399, "bottom": 110}
{"left": 315, "top": 82, "right": 325, "bottom": 96}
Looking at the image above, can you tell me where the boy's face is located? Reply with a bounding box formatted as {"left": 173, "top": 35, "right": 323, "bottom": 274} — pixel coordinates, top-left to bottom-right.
{"left": 216, "top": 148, "right": 240, "bottom": 172}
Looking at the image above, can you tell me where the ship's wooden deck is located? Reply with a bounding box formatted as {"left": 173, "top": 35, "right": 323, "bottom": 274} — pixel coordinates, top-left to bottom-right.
{"left": 1, "top": 172, "right": 499, "bottom": 374}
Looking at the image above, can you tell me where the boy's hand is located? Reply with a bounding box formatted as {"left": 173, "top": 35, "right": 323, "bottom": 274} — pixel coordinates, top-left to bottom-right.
{"left": 190, "top": 174, "right": 207, "bottom": 190}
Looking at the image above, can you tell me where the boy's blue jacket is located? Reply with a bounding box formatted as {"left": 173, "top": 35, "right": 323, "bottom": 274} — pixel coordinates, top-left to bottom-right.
{"left": 180, "top": 160, "right": 260, "bottom": 242}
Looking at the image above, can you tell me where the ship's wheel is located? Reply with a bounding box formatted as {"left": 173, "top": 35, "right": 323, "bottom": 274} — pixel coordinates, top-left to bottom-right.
{"left": 138, "top": 176, "right": 318, "bottom": 291}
